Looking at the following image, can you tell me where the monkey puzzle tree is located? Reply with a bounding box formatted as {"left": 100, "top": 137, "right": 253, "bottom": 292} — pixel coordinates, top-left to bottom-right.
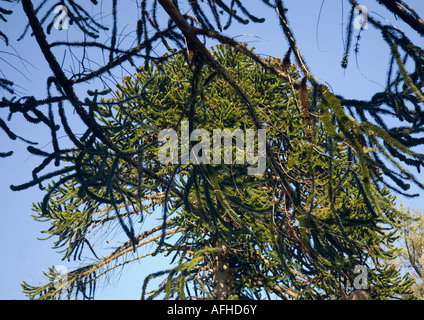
{"left": 21, "top": 45, "right": 414, "bottom": 299}
{"left": 1, "top": 0, "right": 424, "bottom": 300}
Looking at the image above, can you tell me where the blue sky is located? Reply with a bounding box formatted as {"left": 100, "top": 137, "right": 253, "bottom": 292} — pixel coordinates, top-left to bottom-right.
{"left": 1, "top": 0, "right": 423, "bottom": 300}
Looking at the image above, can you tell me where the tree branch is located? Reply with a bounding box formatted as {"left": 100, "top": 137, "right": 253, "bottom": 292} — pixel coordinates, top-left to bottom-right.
{"left": 21, "top": 0, "right": 118, "bottom": 152}
{"left": 378, "top": 0, "right": 424, "bottom": 37}
{"left": 21, "top": 0, "right": 186, "bottom": 201}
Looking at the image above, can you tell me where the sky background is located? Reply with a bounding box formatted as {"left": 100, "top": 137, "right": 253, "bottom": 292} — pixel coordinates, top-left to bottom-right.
{"left": 1, "top": 0, "right": 423, "bottom": 300}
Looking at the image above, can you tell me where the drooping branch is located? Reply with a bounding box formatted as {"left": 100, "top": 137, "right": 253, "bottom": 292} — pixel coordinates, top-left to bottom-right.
{"left": 21, "top": 0, "right": 117, "bottom": 152}
{"left": 377, "top": 0, "right": 424, "bottom": 37}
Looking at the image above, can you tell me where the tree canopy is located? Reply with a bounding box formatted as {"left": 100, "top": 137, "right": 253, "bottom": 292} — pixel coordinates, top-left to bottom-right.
{"left": 1, "top": 0, "right": 424, "bottom": 300}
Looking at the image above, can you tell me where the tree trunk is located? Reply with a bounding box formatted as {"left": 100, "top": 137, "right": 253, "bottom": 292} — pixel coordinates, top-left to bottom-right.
{"left": 213, "top": 240, "right": 234, "bottom": 300}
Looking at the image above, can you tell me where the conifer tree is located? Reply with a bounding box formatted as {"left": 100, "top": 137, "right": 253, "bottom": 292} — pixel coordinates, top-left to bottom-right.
{"left": 0, "top": 0, "right": 423, "bottom": 299}
{"left": 22, "top": 45, "right": 414, "bottom": 299}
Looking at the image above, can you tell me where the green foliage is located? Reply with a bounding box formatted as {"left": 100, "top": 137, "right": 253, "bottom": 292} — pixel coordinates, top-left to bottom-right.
{"left": 0, "top": 0, "right": 420, "bottom": 301}
{"left": 394, "top": 205, "right": 424, "bottom": 299}
{"left": 22, "top": 44, "right": 414, "bottom": 300}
